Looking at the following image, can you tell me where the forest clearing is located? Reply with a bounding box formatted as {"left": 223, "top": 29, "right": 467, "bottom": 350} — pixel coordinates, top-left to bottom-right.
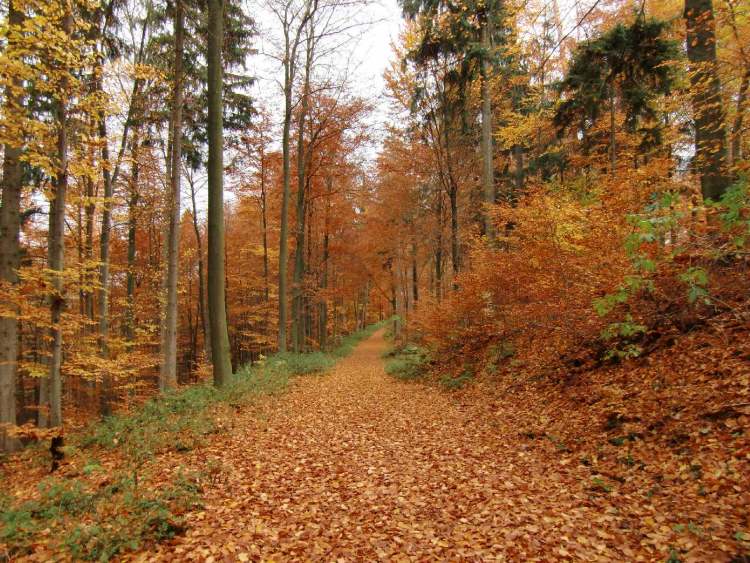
{"left": 1, "top": 0, "right": 749, "bottom": 559}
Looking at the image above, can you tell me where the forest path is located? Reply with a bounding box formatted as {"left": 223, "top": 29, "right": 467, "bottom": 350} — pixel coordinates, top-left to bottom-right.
{"left": 154, "top": 329, "right": 603, "bottom": 561}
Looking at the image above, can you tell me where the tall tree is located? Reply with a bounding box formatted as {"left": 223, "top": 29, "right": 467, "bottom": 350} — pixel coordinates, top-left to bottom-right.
{"left": 45, "top": 3, "right": 74, "bottom": 428}
{"left": 0, "top": 0, "right": 23, "bottom": 451}
{"left": 291, "top": 20, "right": 315, "bottom": 352}
{"left": 187, "top": 171, "right": 211, "bottom": 361}
{"left": 207, "top": 0, "right": 233, "bottom": 385}
{"left": 159, "top": 0, "right": 185, "bottom": 391}
{"left": 555, "top": 17, "right": 678, "bottom": 172}
{"left": 685, "top": 0, "right": 730, "bottom": 201}
{"left": 269, "top": 0, "right": 318, "bottom": 352}
{"left": 480, "top": 0, "right": 496, "bottom": 238}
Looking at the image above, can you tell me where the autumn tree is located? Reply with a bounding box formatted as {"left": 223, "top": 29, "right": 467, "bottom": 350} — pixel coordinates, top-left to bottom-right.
{"left": 207, "top": 0, "right": 233, "bottom": 385}
{"left": 685, "top": 0, "right": 730, "bottom": 200}
{"left": 0, "top": 0, "right": 24, "bottom": 451}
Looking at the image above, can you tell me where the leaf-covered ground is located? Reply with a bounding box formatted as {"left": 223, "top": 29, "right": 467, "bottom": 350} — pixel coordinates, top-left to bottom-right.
{"left": 132, "top": 327, "right": 747, "bottom": 561}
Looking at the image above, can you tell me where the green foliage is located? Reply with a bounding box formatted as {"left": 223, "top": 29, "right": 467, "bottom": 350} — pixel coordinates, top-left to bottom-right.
{"left": 384, "top": 344, "right": 429, "bottom": 380}
{"left": 81, "top": 384, "right": 220, "bottom": 462}
{"left": 599, "top": 314, "right": 646, "bottom": 360}
{"left": 0, "top": 472, "right": 200, "bottom": 560}
{"left": 714, "top": 177, "right": 750, "bottom": 248}
{"left": 555, "top": 16, "right": 679, "bottom": 150}
{"left": 440, "top": 369, "right": 473, "bottom": 390}
{"left": 678, "top": 267, "right": 710, "bottom": 305}
{"left": 593, "top": 190, "right": 716, "bottom": 359}
{"left": 62, "top": 475, "right": 199, "bottom": 561}
{"left": 263, "top": 352, "right": 335, "bottom": 377}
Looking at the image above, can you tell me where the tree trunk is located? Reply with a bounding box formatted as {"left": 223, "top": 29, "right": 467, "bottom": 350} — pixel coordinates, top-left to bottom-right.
{"left": 411, "top": 241, "right": 418, "bottom": 308}
{"left": 449, "top": 183, "right": 459, "bottom": 288}
{"left": 684, "top": 0, "right": 730, "bottom": 201}
{"left": 512, "top": 144, "right": 524, "bottom": 201}
{"left": 259, "top": 150, "right": 270, "bottom": 351}
{"left": 731, "top": 67, "right": 749, "bottom": 166}
{"left": 317, "top": 176, "right": 332, "bottom": 349}
{"left": 125, "top": 134, "right": 139, "bottom": 342}
{"left": 609, "top": 88, "right": 616, "bottom": 176}
{"left": 435, "top": 189, "right": 444, "bottom": 302}
{"left": 0, "top": 0, "right": 23, "bottom": 451}
{"left": 97, "top": 75, "right": 114, "bottom": 415}
{"left": 207, "top": 0, "right": 233, "bottom": 386}
{"left": 278, "top": 64, "right": 293, "bottom": 353}
{"left": 45, "top": 8, "right": 73, "bottom": 428}
{"left": 292, "top": 35, "right": 312, "bottom": 352}
{"left": 159, "top": 0, "right": 184, "bottom": 391}
{"left": 277, "top": 0, "right": 317, "bottom": 353}
{"left": 480, "top": 12, "right": 495, "bottom": 239}
{"left": 84, "top": 176, "right": 95, "bottom": 322}
{"left": 189, "top": 175, "right": 211, "bottom": 361}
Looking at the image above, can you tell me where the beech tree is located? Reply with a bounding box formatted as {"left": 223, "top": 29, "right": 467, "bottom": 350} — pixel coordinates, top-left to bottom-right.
{"left": 267, "top": 0, "right": 318, "bottom": 352}
{"left": 159, "top": 0, "right": 185, "bottom": 391}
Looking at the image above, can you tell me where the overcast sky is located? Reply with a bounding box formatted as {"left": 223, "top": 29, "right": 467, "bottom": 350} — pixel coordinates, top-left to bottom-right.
{"left": 247, "top": 0, "right": 404, "bottom": 148}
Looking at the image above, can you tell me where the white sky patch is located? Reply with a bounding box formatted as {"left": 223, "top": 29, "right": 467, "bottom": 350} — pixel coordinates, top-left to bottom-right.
{"left": 247, "top": 0, "right": 403, "bottom": 150}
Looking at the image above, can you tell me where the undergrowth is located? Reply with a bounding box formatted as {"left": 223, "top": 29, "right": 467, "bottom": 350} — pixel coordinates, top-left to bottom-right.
{"left": 0, "top": 470, "right": 200, "bottom": 560}
{"left": 0, "top": 322, "right": 385, "bottom": 561}
{"left": 383, "top": 344, "right": 429, "bottom": 380}
{"left": 384, "top": 342, "right": 475, "bottom": 389}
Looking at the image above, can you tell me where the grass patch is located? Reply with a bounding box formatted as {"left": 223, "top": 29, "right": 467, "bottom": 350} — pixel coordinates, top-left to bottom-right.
{"left": 1, "top": 470, "right": 200, "bottom": 560}
{"left": 384, "top": 344, "right": 429, "bottom": 380}
{"left": 1, "top": 322, "right": 384, "bottom": 560}
{"left": 440, "top": 369, "right": 474, "bottom": 390}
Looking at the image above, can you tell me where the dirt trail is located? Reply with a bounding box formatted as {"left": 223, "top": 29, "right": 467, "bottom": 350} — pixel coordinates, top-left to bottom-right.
{"left": 153, "top": 330, "right": 622, "bottom": 561}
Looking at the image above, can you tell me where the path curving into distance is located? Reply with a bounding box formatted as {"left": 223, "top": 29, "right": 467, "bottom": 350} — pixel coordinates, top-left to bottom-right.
{"left": 152, "top": 329, "right": 633, "bottom": 561}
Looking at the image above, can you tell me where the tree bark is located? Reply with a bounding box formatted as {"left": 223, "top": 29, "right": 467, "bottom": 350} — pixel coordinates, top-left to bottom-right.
{"left": 125, "top": 134, "right": 140, "bottom": 342}
{"left": 258, "top": 144, "right": 271, "bottom": 351}
{"left": 449, "top": 182, "right": 459, "bottom": 288}
{"left": 45, "top": 7, "right": 74, "bottom": 428}
{"left": 292, "top": 26, "right": 314, "bottom": 353}
{"left": 609, "top": 88, "right": 616, "bottom": 176}
{"left": 97, "top": 75, "right": 114, "bottom": 415}
{"left": 0, "top": 0, "right": 23, "bottom": 451}
{"left": 480, "top": 10, "right": 495, "bottom": 239}
{"left": 279, "top": 62, "right": 293, "bottom": 353}
{"left": 159, "top": 0, "right": 185, "bottom": 391}
{"left": 188, "top": 175, "right": 211, "bottom": 361}
{"left": 318, "top": 179, "right": 331, "bottom": 349}
{"left": 277, "top": 0, "right": 317, "bottom": 353}
{"left": 684, "top": 0, "right": 730, "bottom": 201}
{"left": 731, "top": 67, "right": 749, "bottom": 166}
{"left": 84, "top": 176, "right": 95, "bottom": 322}
{"left": 434, "top": 188, "right": 444, "bottom": 302}
{"left": 207, "top": 0, "right": 233, "bottom": 386}
{"left": 411, "top": 241, "right": 418, "bottom": 308}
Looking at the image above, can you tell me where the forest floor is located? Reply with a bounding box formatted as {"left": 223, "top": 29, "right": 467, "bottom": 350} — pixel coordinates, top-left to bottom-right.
{"left": 3, "top": 326, "right": 747, "bottom": 561}
{"left": 139, "top": 327, "right": 744, "bottom": 562}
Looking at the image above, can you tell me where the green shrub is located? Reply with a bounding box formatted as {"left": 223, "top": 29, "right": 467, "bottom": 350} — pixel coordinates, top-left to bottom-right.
{"left": 264, "top": 351, "right": 335, "bottom": 375}
{"left": 385, "top": 344, "right": 429, "bottom": 380}
{"left": 440, "top": 369, "right": 473, "bottom": 389}
{"left": 1, "top": 472, "right": 199, "bottom": 560}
